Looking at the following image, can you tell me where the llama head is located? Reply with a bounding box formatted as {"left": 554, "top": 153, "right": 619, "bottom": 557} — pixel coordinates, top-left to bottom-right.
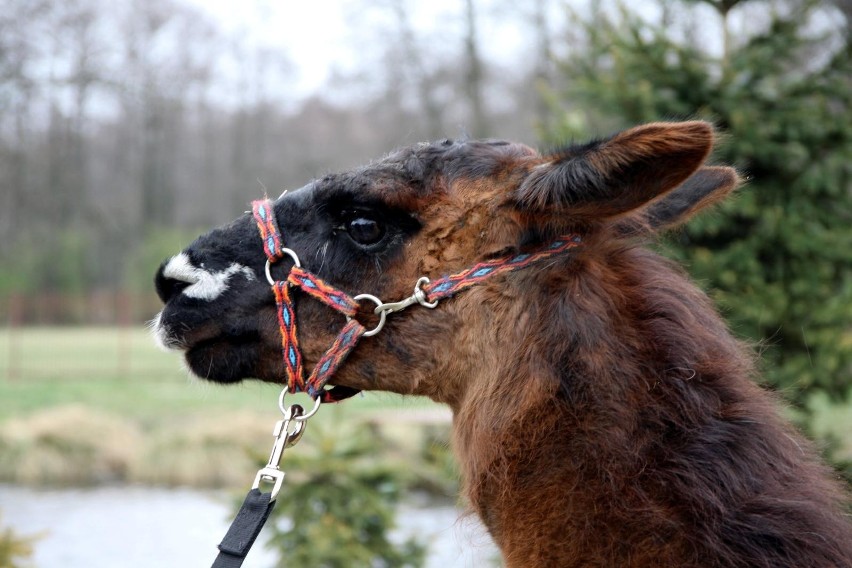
{"left": 153, "top": 121, "right": 738, "bottom": 403}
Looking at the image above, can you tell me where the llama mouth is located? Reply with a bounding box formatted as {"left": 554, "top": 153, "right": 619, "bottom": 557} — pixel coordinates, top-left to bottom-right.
{"left": 184, "top": 333, "right": 262, "bottom": 383}
{"left": 150, "top": 312, "right": 186, "bottom": 352}
{"left": 186, "top": 331, "right": 261, "bottom": 353}
{"left": 151, "top": 311, "right": 260, "bottom": 357}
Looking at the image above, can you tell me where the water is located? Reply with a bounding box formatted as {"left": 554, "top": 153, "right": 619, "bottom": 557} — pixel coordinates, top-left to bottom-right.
{"left": 0, "top": 485, "right": 498, "bottom": 567}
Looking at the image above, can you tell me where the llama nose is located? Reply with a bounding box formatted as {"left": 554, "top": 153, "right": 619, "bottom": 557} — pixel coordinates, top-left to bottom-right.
{"left": 155, "top": 261, "right": 190, "bottom": 304}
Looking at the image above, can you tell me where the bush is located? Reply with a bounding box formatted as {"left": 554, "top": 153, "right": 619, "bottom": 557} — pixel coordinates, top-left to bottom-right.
{"left": 260, "top": 420, "right": 427, "bottom": 568}
{"left": 546, "top": 0, "right": 852, "bottom": 408}
{"left": 0, "top": 512, "right": 36, "bottom": 568}
{"left": 0, "top": 405, "right": 141, "bottom": 485}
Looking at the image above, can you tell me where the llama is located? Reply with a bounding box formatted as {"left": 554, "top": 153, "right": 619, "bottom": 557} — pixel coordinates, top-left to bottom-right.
{"left": 153, "top": 121, "right": 852, "bottom": 567}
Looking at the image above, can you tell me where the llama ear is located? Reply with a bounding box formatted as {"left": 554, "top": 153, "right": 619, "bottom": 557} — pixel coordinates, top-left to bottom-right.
{"left": 516, "top": 121, "right": 716, "bottom": 220}
{"left": 644, "top": 166, "right": 740, "bottom": 229}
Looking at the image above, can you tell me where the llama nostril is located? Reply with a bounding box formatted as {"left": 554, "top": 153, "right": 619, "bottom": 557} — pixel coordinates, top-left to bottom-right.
{"left": 155, "top": 264, "right": 190, "bottom": 303}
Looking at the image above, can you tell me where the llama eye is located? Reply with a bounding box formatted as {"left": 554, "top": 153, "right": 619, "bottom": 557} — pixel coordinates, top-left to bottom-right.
{"left": 345, "top": 215, "right": 385, "bottom": 246}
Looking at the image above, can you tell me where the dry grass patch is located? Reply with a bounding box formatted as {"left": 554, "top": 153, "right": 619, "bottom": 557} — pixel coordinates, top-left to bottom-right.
{"left": 0, "top": 405, "right": 141, "bottom": 485}
{"left": 131, "top": 411, "right": 271, "bottom": 487}
{"left": 0, "top": 405, "right": 271, "bottom": 488}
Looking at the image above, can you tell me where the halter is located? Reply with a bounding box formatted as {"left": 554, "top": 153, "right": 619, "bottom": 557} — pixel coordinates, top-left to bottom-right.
{"left": 251, "top": 198, "right": 583, "bottom": 403}
{"left": 211, "top": 199, "right": 583, "bottom": 568}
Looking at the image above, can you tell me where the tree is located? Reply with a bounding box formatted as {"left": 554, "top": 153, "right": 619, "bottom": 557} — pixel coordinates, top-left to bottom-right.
{"left": 546, "top": 1, "right": 851, "bottom": 412}
{"left": 0, "top": 0, "right": 51, "bottom": 247}
{"left": 386, "top": 0, "right": 448, "bottom": 140}
{"left": 463, "top": 0, "right": 489, "bottom": 138}
{"left": 0, "top": 511, "right": 36, "bottom": 568}
{"left": 262, "top": 421, "right": 426, "bottom": 568}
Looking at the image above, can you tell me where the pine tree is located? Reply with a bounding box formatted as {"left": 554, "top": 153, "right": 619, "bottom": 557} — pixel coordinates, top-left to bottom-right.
{"left": 261, "top": 421, "right": 426, "bottom": 568}
{"left": 545, "top": 0, "right": 851, "bottom": 412}
{"left": 0, "top": 511, "right": 36, "bottom": 568}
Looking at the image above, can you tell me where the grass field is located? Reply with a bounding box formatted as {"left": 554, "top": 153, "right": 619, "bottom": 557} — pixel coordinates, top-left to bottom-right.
{"left": 0, "top": 326, "right": 849, "bottom": 488}
{"left": 0, "top": 326, "right": 448, "bottom": 488}
{"left": 0, "top": 326, "right": 434, "bottom": 421}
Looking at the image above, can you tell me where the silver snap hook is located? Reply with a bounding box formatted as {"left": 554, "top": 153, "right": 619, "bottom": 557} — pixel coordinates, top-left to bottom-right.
{"left": 413, "top": 277, "right": 438, "bottom": 308}
{"left": 350, "top": 294, "right": 388, "bottom": 337}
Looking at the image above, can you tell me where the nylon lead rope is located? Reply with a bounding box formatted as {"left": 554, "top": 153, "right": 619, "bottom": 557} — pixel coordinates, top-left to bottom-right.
{"left": 211, "top": 390, "right": 313, "bottom": 568}
{"left": 209, "top": 198, "right": 582, "bottom": 567}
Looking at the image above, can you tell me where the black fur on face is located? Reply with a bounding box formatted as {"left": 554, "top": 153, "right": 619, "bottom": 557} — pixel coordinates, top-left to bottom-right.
{"left": 153, "top": 171, "right": 426, "bottom": 384}
{"left": 152, "top": 138, "right": 537, "bottom": 385}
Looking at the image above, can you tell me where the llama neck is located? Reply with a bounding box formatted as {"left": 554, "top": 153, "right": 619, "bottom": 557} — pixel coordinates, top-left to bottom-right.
{"left": 448, "top": 249, "right": 852, "bottom": 567}
{"left": 453, "top": 370, "right": 665, "bottom": 566}
{"left": 454, "top": 398, "right": 631, "bottom": 566}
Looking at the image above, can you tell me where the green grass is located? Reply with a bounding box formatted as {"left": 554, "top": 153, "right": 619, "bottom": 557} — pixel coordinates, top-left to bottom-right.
{"left": 1, "top": 326, "right": 849, "bottom": 488}
{"left": 0, "top": 326, "right": 447, "bottom": 488}
{"left": 0, "top": 326, "right": 177, "bottom": 377}
{"left": 0, "top": 326, "right": 434, "bottom": 422}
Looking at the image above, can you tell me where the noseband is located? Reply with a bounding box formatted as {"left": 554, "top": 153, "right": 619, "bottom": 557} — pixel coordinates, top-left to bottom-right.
{"left": 210, "top": 198, "right": 582, "bottom": 568}
{"left": 252, "top": 198, "right": 583, "bottom": 403}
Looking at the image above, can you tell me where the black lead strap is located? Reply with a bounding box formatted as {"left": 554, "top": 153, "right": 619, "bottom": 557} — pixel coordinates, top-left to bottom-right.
{"left": 209, "top": 395, "right": 311, "bottom": 568}
{"left": 211, "top": 489, "right": 276, "bottom": 568}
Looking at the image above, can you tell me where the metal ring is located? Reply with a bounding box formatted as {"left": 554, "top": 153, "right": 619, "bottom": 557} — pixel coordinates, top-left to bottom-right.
{"left": 351, "top": 293, "right": 387, "bottom": 337}
{"left": 265, "top": 247, "right": 302, "bottom": 285}
{"left": 277, "top": 386, "right": 322, "bottom": 421}
{"left": 414, "top": 277, "right": 439, "bottom": 308}
{"left": 277, "top": 386, "right": 292, "bottom": 414}
{"left": 293, "top": 396, "right": 322, "bottom": 422}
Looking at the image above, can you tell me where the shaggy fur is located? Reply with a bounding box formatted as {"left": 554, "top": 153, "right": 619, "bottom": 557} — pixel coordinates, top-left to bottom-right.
{"left": 154, "top": 121, "right": 852, "bottom": 567}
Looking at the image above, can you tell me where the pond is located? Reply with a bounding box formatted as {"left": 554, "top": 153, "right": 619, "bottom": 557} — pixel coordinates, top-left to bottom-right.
{"left": 0, "top": 485, "right": 498, "bottom": 567}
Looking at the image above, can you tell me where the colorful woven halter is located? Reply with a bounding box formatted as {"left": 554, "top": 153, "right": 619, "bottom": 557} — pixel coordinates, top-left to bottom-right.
{"left": 252, "top": 199, "right": 582, "bottom": 403}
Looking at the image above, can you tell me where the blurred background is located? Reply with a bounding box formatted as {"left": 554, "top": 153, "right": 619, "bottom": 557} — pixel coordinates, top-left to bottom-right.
{"left": 1, "top": 0, "right": 850, "bottom": 566}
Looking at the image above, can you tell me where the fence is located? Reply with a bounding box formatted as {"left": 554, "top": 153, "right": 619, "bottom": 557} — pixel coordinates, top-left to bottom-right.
{"left": 1, "top": 291, "right": 179, "bottom": 381}
{"left": 2, "top": 291, "right": 162, "bottom": 326}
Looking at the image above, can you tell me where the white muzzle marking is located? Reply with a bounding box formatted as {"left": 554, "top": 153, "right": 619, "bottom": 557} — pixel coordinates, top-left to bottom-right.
{"left": 149, "top": 311, "right": 174, "bottom": 351}
{"left": 152, "top": 253, "right": 258, "bottom": 351}
{"left": 161, "top": 252, "right": 256, "bottom": 301}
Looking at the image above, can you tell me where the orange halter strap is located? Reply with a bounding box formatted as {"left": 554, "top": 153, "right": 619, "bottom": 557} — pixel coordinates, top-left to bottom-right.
{"left": 252, "top": 198, "right": 583, "bottom": 403}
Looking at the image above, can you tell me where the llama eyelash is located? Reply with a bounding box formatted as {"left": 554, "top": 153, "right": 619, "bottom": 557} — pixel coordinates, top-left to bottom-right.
{"left": 315, "top": 241, "right": 330, "bottom": 274}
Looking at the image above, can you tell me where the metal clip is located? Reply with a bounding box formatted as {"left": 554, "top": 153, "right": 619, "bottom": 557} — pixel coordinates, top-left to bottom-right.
{"left": 270, "top": 405, "right": 306, "bottom": 463}
{"left": 375, "top": 277, "right": 438, "bottom": 315}
{"left": 253, "top": 467, "right": 286, "bottom": 501}
{"left": 252, "top": 404, "right": 306, "bottom": 500}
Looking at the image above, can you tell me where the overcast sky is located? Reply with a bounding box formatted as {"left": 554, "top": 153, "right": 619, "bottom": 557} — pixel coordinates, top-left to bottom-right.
{"left": 182, "top": 0, "right": 539, "bottom": 99}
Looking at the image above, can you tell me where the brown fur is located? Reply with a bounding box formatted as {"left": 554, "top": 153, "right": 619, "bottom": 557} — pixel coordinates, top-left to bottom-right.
{"left": 155, "top": 122, "right": 852, "bottom": 567}
{"left": 449, "top": 241, "right": 852, "bottom": 566}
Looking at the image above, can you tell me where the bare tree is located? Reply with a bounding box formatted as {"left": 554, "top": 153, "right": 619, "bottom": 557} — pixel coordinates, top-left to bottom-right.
{"left": 463, "top": 0, "right": 489, "bottom": 138}
{"left": 52, "top": 0, "right": 102, "bottom": 229}
{"left": 387, "top": 0, "right": 447, "bottom": 139}
{"left": 0, "top": 1, "right": 52, "bottom": 247}
{"left": 0, "top": 0, "right": 541, "bottom": 299}
{"left": 531, "top": 0, "right": 555, "bottom": 128}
